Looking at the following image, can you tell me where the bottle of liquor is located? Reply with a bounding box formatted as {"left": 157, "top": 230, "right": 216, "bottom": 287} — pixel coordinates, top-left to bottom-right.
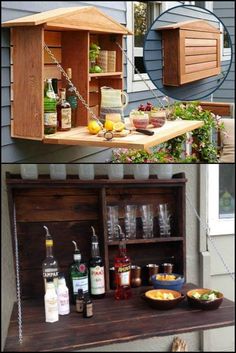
{"left": 83, "top": 293, "right": 93, "bottom": 318}
{"left": 42, "top": 226, "right": 59, "bottom": 292}
{"left": 44, "top": 278, "right": 59, "bottom": 323}
{"left": 57, "top": 88, "right": 72, "bottom": 131}
{"left": 44, "top": 78, "right": 57, "bottom": 134}
{"left": 89, "top": 226, "right": 105, "bottom": 299}
{"left": 70, "top": 241, "right": 89, "bottom": 303}
{"left": 57, "top": 272, "right": 70, "bottom": 315}
{"left": 76, "top": 289, "right": 84, "bottom": 313}
{"left": 114, "top": 225, "right": 132, "bottom": 300}
{"left": 66, "top": 68, "right": 78, "bottom": 128}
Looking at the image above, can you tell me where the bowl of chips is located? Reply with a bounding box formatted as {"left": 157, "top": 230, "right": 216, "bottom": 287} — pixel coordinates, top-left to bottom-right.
{"left": 141, "top": 289, "right": 185, "bottom": 310}
{"left": 151, "top": 273, "right": 185, "bottom": 291}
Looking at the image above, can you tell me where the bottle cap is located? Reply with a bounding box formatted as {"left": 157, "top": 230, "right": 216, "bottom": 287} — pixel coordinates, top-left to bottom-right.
{"left": 72, "top": 241, "right": 81, "bottom": 260}
{"left": 66, "top": 68, "right": 72, "bottom": 79}
{"left": 46, "top": 278, "right": 54, "bottom": 283}
{"left": 58, "top": 272, "right": 65, "bottom": 279}
{"left": 77, "top": 289, "right": 83, "bottom": 296}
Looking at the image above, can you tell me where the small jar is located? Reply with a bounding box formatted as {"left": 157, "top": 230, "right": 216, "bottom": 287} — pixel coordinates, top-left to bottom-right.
{"left": 162, "top": 263, "right": 174, "bottom": 274}
{"left": 83, "top": 293, "right": 93, "bottom": 318}
{"left": 131, "top": 265, "right": 142, "bottom": 287}
{"left": 76, "top": 289, "right": 84, "bottom": 313}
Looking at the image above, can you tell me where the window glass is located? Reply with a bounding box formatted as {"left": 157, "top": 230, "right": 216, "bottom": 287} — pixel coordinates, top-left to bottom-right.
{"left": 219, "top": 165, "right": 235, "bottom": 219}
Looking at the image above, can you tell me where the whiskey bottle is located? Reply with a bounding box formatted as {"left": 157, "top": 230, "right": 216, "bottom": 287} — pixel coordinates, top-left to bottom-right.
{"left": 44, "top": 78, "right": 57, "bottom": 134}
{"left": 70, "top": 241, "right": 89, "bottom": 303}
{"left": 114, "top": 225, "right": 132, "bottom": 300}
{"left": 89, "top": 226, "right": 105, "bottom": 299}
{"left": 66, "top": 68, "right": 78, "bottom": 128}
{"left": 42, "top": 226, "right": 59, "bottom": 292}
{"left": 57, "top": 88, "right": 72, "bottom": 131}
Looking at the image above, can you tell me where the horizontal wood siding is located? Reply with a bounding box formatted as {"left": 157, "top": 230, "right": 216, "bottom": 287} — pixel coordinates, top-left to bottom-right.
{"left": 144, "top": 5, "right": 231, "bottom": 102}
{"left": 1, "top": 1, "right": 126, "bottom": 162}
{"left": 213, "top": 1, "right": 235, "bottom": 103}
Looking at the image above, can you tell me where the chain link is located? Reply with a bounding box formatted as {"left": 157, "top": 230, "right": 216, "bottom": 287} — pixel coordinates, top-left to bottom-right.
{"left": 115, "top": 41, "right": 167, "bottom": 110}
{"left": 43, "top": 43, "right": 103, "bottom": 127}
{"left": 13, "top": 203, "right": 23, "bottom": 344}
{"left": 186, "top": 193, "right": 234, "bottom": 281}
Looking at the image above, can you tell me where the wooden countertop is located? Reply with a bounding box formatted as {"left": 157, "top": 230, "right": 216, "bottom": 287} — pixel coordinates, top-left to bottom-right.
{"left": 4, "top": 284, "right": 235, "bottom": 352}
{"left": 43, "top": 120, "right": 204, "bottom": 152}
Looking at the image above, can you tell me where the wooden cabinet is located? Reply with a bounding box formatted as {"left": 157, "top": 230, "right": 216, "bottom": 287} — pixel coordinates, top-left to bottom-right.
{"left": 6, "top": 172, "right": 186, "bottom": 300}
{"left": 157, "top": 20, "right": 221, "bottom": 86}
{"left": 2, "top": 7, "right": 131, "bottom": 141}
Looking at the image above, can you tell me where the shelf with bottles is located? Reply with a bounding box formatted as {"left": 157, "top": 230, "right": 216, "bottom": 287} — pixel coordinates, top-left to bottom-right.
{"left": 2, "top": 6, "right": 131, "bottom": 142}
{"left": 107, "top": 237, "right": 184, "bottom": 245}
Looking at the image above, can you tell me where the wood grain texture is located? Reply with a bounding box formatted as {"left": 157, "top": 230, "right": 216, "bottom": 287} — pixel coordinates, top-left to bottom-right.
{"left": 185, "top": 61, "right": 217, "bottom": 74}
{"left": 11, "top": 26, "right": 44, "bottom": 140}
{"left": 3, "top": 284, "right": 235, "bottom": 352}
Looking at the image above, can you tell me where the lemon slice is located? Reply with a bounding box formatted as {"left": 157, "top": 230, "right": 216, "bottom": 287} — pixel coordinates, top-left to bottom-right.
{"left": 113, "top": 122, "right": 125, "bottom": 132}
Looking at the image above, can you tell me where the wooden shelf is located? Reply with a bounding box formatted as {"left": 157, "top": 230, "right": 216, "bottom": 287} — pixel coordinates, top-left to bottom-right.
{"left": 43, "top": 120, "right": 204, "bottom": 151}
{"left": 4, "top": 284, "right": 235, "bottom": 352}
{"left": 89, "top": 71, "right": 122, "bottom": 78}
{"left": 108, "top": 237, "right": 184, "bottom": 245}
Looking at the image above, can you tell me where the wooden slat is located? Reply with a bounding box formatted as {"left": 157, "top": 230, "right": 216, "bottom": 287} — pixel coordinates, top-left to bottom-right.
{"left": 185, "top": 46, "right": 217, "bottom": 55}
{"left": 44, "top": 65, "right": 61, "bottom": 80}
{"left": 184, "top": 30, "right": 219, "bottom": 40}
{"left": 185, "top": 54, "right": 216, "bottom": 65}
{"left": 43, "top": 120, "right": 204, "bottom": 152}
{"left": 44, "top": 47, "right": 61, "bottom": 64}
{"left": 185, "top": 38, "right": 216, "bottom": 47}
{"left": 11, "top": 26, "right": 44, "bottom": 140}
{"left": 3, "top": 284, "right": 235, "bottom": 352}
{"left": 181, "top": 67, "right": 221, "bottom": 84}
{"left": 185, "top": 61, "right": 217, "bottom": 74}
{"left": 44, "top": 31, "right": 61, "bottom": 46}
{"left": 198, "top": 102, "right": 232, "bottom": 116}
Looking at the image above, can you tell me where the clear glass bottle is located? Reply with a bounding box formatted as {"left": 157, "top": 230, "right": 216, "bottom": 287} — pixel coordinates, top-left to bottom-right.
{"left": 57, "top": 88, "right": 72, "bottom": 131}
{"left": 42, "top": 226, "right": 59, "bottom": 292}
{"left": 66, "top": 68, "right": 78, "bottom": 128}
{"left": 44, "top": 78, "right": 57, "bottom": 134}
{"left": 70, "top": 241, "right": 89, "bottom": 304}
{"left": 57, "top": 272, "right": 70, "bottom": 315}
{"left": 114, "top": 225, "right": 132, "bottom": 300}
{"left": 89, "top": 226, "right": 105, "bottom": 299}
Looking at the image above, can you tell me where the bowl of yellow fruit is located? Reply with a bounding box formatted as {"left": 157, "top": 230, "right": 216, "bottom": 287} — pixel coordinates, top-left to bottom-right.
{"left": 151, "top": 273, "right": 185, "bottom": 291}
{"left": 142, "top": 289, "right": 185, "bottom": 310}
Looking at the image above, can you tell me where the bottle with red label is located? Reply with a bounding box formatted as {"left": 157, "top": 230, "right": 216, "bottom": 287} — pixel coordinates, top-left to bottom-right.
{"left": 114, "top": 225, "right": 132, "bottom": 300}
{"left": 89, "top": 226, "right": 105, "bottom": 298}
{"left": 70, "top": 240, "right": 88, "bottom": 304}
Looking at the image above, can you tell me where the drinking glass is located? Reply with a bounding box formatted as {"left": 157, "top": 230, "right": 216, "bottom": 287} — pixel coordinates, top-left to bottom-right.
{"left": 108, "top": 164, "right": 124, "bottom": 180}
{"left": 49, "top": 164, "right": 66, "bottom": 180}
{"left": 107, "top": 206, "right": 119, "bottom": 241}
{"left": 20, "top": 164, "right": 38, "bottom": 179}
{"left": 124, "top": 205, "right": 137, "bottom": 239}
{"left": 156, "top": 164, "right": 173, "bottom": 179}
{"left": 158, "top": 203, "right": 171, "bottom": 237}
{"left": 133, "top": 164, "right": 149, "bottom": 180}
{"left": 78, "top": 164, "right": 94, "bottom": 180}
{"left": 140, "top": 204, "right": 154, "bottom": 238}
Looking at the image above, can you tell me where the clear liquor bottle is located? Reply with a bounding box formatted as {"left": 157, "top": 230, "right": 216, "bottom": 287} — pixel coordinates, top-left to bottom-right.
{"left": 42, "top": 226, "right": 59, "bottom": 292}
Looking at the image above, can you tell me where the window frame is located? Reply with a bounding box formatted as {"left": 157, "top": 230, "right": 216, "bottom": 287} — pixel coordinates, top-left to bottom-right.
{"left": 207, "top": 165, "right": 235, "bottom": 236}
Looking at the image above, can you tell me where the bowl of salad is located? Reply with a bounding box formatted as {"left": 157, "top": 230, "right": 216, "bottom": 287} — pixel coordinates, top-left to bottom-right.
{"left": 187, "top": 288, "right": 223, "bottom": 310}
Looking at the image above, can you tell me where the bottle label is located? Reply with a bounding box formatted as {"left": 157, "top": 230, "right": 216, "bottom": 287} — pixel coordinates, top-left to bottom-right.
{"left": 46, "top": 91, "right": 55, "bottom": 99}
{"left": 44, "top": 112, "right": 57, "bottom": 126}
{"left": 72, "top": 276, "right": 88, "bottom": 294}
{"left": 76, "top": 299, "right": 84, "bottom": 313}
{"left": 46, "top": 240, "right": 53, "bottom": 246}
{"left": 58, "top": 290, "right": 70, "bottom": 315}
{"left": 90, "top": 266, "right": 105, "bottom": 295}
{"left": 67, "top": 95, "right": 78, "bottom": 109}
{"left": 45, "top": 295, "right": 58, "bottom": 323}
{"left": 61, "top": 108, "right": 71, "bottom": 129}
{"left": 86, "top": 302, "right": 93, "bottom": 317}
{"left": 117, "top": 265, "right": 131, "bottom": 286}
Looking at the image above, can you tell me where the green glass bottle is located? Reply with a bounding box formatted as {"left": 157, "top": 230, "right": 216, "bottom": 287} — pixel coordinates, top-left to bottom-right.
{"left": 70, "top": 241, "right": 89, "bottom": 304}
{"left": 44, "top": 78, "right": 57, "bottom": 135}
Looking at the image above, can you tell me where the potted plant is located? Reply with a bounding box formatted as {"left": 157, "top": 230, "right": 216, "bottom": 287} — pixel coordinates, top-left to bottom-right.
{"left": 89, "top": 43, "right": 103, "bottom": 73}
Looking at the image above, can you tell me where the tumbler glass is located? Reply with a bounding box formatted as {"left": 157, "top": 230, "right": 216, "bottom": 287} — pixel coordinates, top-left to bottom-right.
{"left": 49, "top": 164, "right": 66, "bottom": 180}
{"left": 131, "top": 265, "right": 142, "bottom": 287}
{"left": 158, "top": 203, "right": 171, "bottom": 237}
{"left": 133, "top": 164, "right": 149, "bottom": 180}
{"left": 108, "top": 164, "right": 124, "bottom": 180}
{"left": 124, "top": 205, "right": 137, "bottom": 239}
{"left": 156, "top": 164, "right": 173, "bottom": 179}
{"left": 140, "top": 204, "right": 154, "bottom": 238}
{"left": 20, "top": 164, "right": 38, "bottom": 180}
{"left": 107, "top": 206, "right": 119, "bottom": 241}
{"left": 78, "top": 164, "right": 94, "bottom": 180}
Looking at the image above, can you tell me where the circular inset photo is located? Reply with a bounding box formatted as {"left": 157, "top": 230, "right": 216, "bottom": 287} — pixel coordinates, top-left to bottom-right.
{"left": 144, "top": 4, "right": 233, "bottom": 101}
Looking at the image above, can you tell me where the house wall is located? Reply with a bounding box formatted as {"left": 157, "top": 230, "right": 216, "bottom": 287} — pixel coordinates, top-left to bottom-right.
{"left": 1, "top": 163, "right": 201, "bottom": 351}
{"left": 144, "top": 4, "right": 231, "bottom": 102}
{"left": 213, "top": 1, "right": 235, "bottom": 103}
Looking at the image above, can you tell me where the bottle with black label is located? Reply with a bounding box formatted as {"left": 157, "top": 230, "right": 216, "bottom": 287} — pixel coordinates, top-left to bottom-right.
{"left": 42, "top": 226, "right": 59, "bottom": 292}
{"left": 89, "top": 226, "right": 105, "bottom": 299}
{"left": 70, "top": 241, "right": 88, "bottom": 303}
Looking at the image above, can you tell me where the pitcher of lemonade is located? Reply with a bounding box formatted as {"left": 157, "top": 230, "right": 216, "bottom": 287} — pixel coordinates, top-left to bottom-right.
{"left": 100, "top": 87, "right": 128, "bottom": 123}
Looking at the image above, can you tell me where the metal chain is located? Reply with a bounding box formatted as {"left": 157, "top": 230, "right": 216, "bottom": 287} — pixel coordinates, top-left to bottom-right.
{"left": 43, "top": 43, "right": 103, "bottom": 127}
{"left": 186, "top": 193, "right": 235, "bottom": 281}
{"left": 115, "top": 41, "right": 167, "bottom": 110}
{"left": 13, "top": 203, "right": 23, "bottom": 344}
